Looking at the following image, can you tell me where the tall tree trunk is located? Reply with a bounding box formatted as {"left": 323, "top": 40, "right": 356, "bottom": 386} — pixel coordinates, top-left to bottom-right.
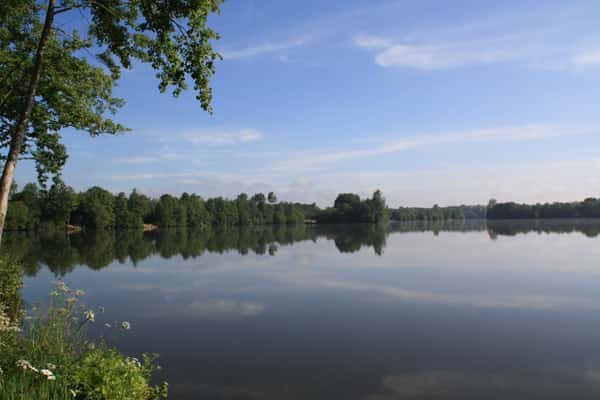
{"left": 0, "top": 0, "right": 55, "bottom": 243}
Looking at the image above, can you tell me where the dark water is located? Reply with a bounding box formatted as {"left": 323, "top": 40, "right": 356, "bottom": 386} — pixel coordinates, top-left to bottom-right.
{"left": 6, "top": 220, "right": 600, "bottom": 399}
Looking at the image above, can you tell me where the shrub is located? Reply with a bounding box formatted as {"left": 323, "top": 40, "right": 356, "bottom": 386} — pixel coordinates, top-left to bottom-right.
{"left": 0, "top": 272, "right": 168, "bottom": 400}
{"left": 74, "top": 350, "right": 167, "bottom": 400}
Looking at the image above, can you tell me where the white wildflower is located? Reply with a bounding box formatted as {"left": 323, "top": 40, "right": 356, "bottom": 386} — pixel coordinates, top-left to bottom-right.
{"left": 70, "top": 389, "right": 77, "bottom": 397}
{"left": 126, "top": 357, "right": 141, "bottom": 368}
{"left": 47, "top": 363, "right": 56, "bottom": 370}
{"left": 84, "top": 310, "right": 95, "bottom": 322}
{"left": 16, "top": 359, "right": 32, "bottom": 370}
{"left": 104, "top": 323, "right": 111, "bottom": 328}
{"left": 74, "top": 290, "right": 85, "bottom": 296}
{"left": 55, "top": 281, "right": 69, "bottom": 293}
{"left": 121, "top": 321, "right": 131, "bottom": 330}
{"left": 0, "top": 305, "right": 19, "bottom": 333}
{"left": 40, "top": 369, "right": 55, "bottom": 380}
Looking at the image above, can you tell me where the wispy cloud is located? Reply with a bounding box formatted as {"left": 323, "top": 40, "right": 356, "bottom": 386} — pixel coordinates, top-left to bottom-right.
{"left": 573, "top": 49, "right": 600, "bottom": 67}
{"left": 277, "top": 123, "right": 593, "bottom": 169}
{"left": 352, "top": 4, "right": 600, "bottom": 71}
{"left": 354, "top": 33, "right": 523, "bottom": 70}
{"left": 220, "top": 38, "right": 306, "bottom": 60}
{"left": 118, "top": 152, "right": 186, "bottom": 164}
{"left": 183, "top": 129, "right": 263, "bottom": 145}
{"left": 353, "top": 34, "right": 393, "bottom": 49}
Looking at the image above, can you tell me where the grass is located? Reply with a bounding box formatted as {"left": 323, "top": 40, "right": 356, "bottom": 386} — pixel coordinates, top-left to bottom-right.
{"left": 0, "top": 259, "right": 168, "bottom": 400}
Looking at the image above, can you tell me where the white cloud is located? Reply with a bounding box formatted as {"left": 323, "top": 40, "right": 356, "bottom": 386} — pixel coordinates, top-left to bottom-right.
{"left": 354, "top": 34, "right": 520, "bottom": 70}
{"left": 118, "top": 152, "right": 186, "bottom": 164}
{"left": 102, "top": 123, "right": 599, "bottom": 206}
{"left": 352, "top": 5, "right": 600, "bottom": 72}
{"left": 376, "top": 43, "right": 515, "bottom": 69}
{"left": 276, "top": 123, "right": 593, "bottom": 170}
{"left": 352, "top": 34, "right": 392, "bottom": 49}
{"left": 220, "top": 38, "right": 306, "bottom": 60}
{"left": 573, "top": 49, "right": 600, "bottom": 67}
{"left": 366, "top": 367, "right": 600, "bottom": 399}
{"left": 183, "top": 129, "right": 263, "bottom": 145}
{"left": 187, "top": 300, "right": 264, "bottom": 317}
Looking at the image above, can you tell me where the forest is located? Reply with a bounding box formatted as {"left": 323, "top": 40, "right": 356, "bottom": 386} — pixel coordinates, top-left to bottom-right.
{"left": 390, "top": 205, "right": 487, "bottom": 221}
{"left": 315, "top": 190, "right": 389, "bottom": 224}
{"left": 8, "top": 180, "right": 600, "bottom": 233}
{"left": 7, "top": 184, "right": 391, "bottom": 230}
{"left": 5, "top": 182, "right": 314, "bottom": 231}
{"left": 487, "top": 198, "right": 600, "bottom": 219}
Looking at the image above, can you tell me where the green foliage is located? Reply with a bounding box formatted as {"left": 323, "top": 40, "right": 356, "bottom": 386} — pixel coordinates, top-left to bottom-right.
{"left": 0, "top": 0, "right": 222, "bottom": 185}
{"left": 316, "top": 190, "right": 389, "bottom": 224}
{"left": 114, "top": 193, "right": 143, "bottom": 229}
{"left": 0, "top": 258, "right": 21, "bottom": 321}
{"left": 12, "top": 183, "right": 42, "bottom": 221}
{"left": 6, "top": 183, "right": 314, "bottom": 231}
{"left": 41, "top": 181, "right": 78, "bottom": 225}
{"left": 487, "top": 198, "right": 600, "bottom": 219}
{"left": 0, "top": 279, "right": 167, "bottom": 400}
{"left": 4, "top": 201, "right": 35, "bottom": 231}
{"left": 127, "top": 190, "right": 153, "bottom": 223}
{"left": 73, "top": 187, "right": 116, "bottom": 229}
{"left": 154, "top": 194, "right": 178, "bottom": 228}
{"left": 74, "top": 350, "right": 167, "bottom": 400}
{"left": 0, "top": 373, "right": 74, "bottom": 400}
{"left": 391, "top": 204, "right": 485, "bottom": 222}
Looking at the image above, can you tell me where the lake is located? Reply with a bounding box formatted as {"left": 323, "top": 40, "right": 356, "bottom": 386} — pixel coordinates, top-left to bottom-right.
{"left": 6, "top": 220, "right": 600, "bottom": 399}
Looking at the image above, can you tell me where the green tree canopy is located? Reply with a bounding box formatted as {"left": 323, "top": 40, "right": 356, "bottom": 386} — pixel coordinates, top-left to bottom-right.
{"left": 0, "top": 0, "right": 223, "bottom": 240}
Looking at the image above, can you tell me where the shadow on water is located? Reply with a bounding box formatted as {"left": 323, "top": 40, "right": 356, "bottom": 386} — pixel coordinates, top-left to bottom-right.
{"left": 4, "top": 219, "right": 600, "bottom": 276}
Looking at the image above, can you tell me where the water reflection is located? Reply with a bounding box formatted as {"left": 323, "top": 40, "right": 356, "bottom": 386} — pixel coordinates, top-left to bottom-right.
{"left": 6, "top": 220, "right": 600, "bottom": 276}
{"left": 11, "top": 219, "right": 600, "bottom": 399}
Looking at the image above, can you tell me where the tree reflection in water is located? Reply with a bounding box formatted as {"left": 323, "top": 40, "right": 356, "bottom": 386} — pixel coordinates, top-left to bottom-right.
{"left": 4, "top": 219, "right": 600, "bottom": 276}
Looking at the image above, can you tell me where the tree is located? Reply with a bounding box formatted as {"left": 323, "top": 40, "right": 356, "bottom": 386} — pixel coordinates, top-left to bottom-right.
{"left": 155, "top": 194, "right": 177, "bottom": 228}
{"left": 41, "top": 180, "right": 77, "bottom": 225}
{"left": 0, "top": 0, "right": 223, "bottom": 241}
{"left": 73, "top": 186, "right": 115, "bottom": 229}
{"left": 114, "top": 192, "right": 142, "bottom": 229}
{"left": 316, "top": 191, "right": 388, "bottom": 224}
{"left": 370, "top": 190, "right": 388, "bottom": 223}
{"left": 267, "top": 192, "right": 277, "bottom": 204}
{"left": 12, "top": 182, "right": 41, "bottom": 224}
{"left": 128, "top": 189, "right": 153, "bottom": 223}
{"left": 185, "top": 194, "right": 210, "bottom": 227}
{"left": 5, "top": 201, "right": 34, "bottom": 230}
{"left": 251, "top": 193, "right": 266, "bottom": 204}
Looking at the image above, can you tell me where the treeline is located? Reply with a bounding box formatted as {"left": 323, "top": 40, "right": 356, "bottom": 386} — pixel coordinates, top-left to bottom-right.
{"left": 6, "top": 182, "right": 316, "bottom": 231}
{"left": 390, "top": 205, "right": 487, "bottom": 222}
{"left": 315, "top": 190, "right": 389, "bottom": 224}
{"left": 487, "top": 198, "right": 600, "bottom": 220}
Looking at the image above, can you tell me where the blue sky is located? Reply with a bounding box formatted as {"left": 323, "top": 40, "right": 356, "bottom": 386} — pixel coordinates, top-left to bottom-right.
{"left": 15, "top": 0, "right": 600, "bottom": 207}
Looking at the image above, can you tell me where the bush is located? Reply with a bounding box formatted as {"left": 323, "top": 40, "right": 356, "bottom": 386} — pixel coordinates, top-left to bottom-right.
{"left": 0, "top": 272, "right": 168, "bottom": 400}
{"left": 0, "top": 259, "right": 22, "bottom": 320}
{"left": 74, "top": 350, "right": 167, "bottom": 400}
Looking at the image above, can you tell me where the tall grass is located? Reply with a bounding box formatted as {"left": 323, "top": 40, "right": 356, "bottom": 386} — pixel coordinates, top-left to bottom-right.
{"left": 0, "top": 260, "right": 168, "bottom": 399}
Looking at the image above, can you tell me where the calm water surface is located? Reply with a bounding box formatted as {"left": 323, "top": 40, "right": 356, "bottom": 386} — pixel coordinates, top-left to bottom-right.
{"left": 6, "top": 220, "right": 600, "bottom": 399}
